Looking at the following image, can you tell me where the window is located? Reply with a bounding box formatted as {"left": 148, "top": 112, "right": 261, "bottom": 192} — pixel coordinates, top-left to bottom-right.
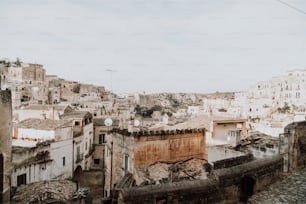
{"left": 17, "top": 174, "right": 27, "bottom": 186}
{"left": 76, "top": 146, "right": 81, "bottom": 161}
{"left": 85, "top": 142, "right": 88, "bottom": 151}
{"left": 99, "top": 134, "right": 105, "bottom": 144}
{"left": 75, "top": 121, "right": 80, "bottom": 126}
{"left": 124, "top": 155, "right": 129, "bottom": 174}
{"left": 62, "top": 157, "right": 66, "bottom": 166}
{"left": 94, "top": 159, "right": 100, "bottom": 165}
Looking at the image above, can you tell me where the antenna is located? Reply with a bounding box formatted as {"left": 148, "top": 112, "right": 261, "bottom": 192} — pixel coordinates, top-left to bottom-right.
{"left": 105, "top": 69, "right": 117, "bottom": 92}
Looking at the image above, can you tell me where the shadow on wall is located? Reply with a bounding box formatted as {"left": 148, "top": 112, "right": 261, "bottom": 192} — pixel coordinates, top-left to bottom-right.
{"left": 0, "top": 153, "right": 3, "bottom": 203}
{"left": 240, "top": 175, "right": 256, "bottom": 203}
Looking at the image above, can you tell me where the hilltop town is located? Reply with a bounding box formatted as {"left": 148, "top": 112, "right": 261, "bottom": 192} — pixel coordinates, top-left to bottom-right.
{"left": 0, "top": 58, "right": 306, "bottom": 203}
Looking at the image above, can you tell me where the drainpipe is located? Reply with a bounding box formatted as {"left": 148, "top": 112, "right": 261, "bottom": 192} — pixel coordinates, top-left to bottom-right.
{"left": 110, "top": 141, "right": 113, "bottom": 194}
{"left": 72, "top": 139, "right": 75, "bottom": 180}
{"left": 102, "top": 144, "right": 105, "bottom": 197}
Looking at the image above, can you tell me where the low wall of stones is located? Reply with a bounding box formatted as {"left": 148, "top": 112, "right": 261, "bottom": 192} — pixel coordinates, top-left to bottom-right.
{"left": 213, "top": 155, "right": 283, "bottom": 203}
{"left": 285, "top": 121, "right": 306, "bottom": 171}
{"left": 212, "top": 153, "right": 253, "bottom": 170}
{"left": 114, "top": 155, "right": 283, "bottom": 204}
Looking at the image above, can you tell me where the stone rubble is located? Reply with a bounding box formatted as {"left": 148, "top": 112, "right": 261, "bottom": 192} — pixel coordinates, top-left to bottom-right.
{"left": 12, "top": 180, "right": 77, "bottom": 204}
{"left": 248, "top": 168, "right": 306, "bottom": 204}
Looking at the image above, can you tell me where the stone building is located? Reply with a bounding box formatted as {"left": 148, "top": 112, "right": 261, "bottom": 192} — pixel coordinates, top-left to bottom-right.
{"left": 284, "top": 120, "right": 306, "bottom": 172}
{"left": 13, "top": 118, "right": 73, "bottom": 146}
{"left": 13, "top": 104, "right": 73, "bottom": 122}
{"left": 103, "top": 128, "right": 207, "bottom": 197}
{"left": 92, "top": 118, "right": 120, "bottom": 170}
{"left": 21, "top": 63, "right": 46, "bottom": 84}
{"left": 0, "top": 89, "right": 12, "bottom": 203}
{"left": 61, "top": 111, "right": 95, "bottom": 173}
{"left": 248, "top": 69, "right": 306, "bottom": 106}
{"left": 11, "top": 139, "right": 74, "bottom": 188}
{"left": 11, "top": 111, "right": 97, "bottom": 193}
{"left": 212, "top": 119, "right": 247, "bottom": 145}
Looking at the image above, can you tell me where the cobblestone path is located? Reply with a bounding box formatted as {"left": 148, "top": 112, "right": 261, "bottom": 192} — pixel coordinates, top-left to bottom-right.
{"left": 248, "top": 169, "right": 306, "bottom": 204}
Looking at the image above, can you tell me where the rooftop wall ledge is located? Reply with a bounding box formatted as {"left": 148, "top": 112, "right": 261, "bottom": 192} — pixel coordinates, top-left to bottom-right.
{"left": 111, "top": 128, "right": 205, "bottom": 137}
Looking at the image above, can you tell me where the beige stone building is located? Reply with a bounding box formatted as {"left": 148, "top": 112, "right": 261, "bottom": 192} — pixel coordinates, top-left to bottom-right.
{"left": 21, "top": 63, "right": 46, "bottom": 83}
{"left": 212, "top": 119, "right": 247, "bottom": 145}
{"left": 0, "top": 89, "right": 12, "bottom": 203}
{"left": 103, "top": 128, "right": 207, "bottom": 197}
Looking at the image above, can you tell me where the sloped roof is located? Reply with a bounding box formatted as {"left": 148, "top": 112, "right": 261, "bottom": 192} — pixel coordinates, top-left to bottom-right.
{"left": 17, "top": 118, "right": 73, "bottom": 130}
{"left": 61, "top": 111, "right": 92, "bottom": 119}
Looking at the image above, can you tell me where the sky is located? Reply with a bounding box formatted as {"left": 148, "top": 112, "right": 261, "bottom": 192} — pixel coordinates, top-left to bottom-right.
{"left": 1, "top": 0, "right": 306, "bottom": 93}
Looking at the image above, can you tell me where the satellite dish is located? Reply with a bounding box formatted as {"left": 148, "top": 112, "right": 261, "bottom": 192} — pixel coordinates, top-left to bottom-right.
{"left": 134, "top": 119, "right": 140, "bottom": 127}
{"left": 104, "top": 118, "right": 113, "bottom": 127}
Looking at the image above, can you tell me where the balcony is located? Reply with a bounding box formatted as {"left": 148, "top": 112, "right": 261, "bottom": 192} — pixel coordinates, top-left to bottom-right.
{"left": 76, "top": 153, "right": 84, "bottom": 163}
{"left": 85, "top": 146, "right": 95, "bottom": 158}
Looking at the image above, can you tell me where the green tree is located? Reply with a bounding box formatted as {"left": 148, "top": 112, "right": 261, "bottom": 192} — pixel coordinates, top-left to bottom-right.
{"left": 15, "top": 57, "right": 21, "bottom": 66}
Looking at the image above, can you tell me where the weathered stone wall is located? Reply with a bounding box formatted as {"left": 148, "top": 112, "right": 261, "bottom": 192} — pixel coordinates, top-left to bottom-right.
{"left": 212, "top": 153, "right": 253, "bottom": 170}
{"left": 93, "top": 144, "right": 105, "bottom": 169}
{"left": 79, "top": 170, "right": 104, "bottom": 198}
{"left": 12, "top": 180, "right": 76, "bottom": 204}
{"left": 0, "top": 90, "right": 12, "bottom": 203}
{"left": 106, "top": 129, "right": 207, "bottom": 197}
{"left": 118, "top": 179, "right": 221, "bottom": 204}
{"left": 285, "top": 121, "right": 306, "bottom": 171}
{"left": 115, "top": 155, "right": 283, "bottom": 204}
{"left": 133, "top": 129, "right": 207, "bottom": 167}
{"left": 111, "top": 132, "right": 135, "bottom": 193}
{"left": 213, "top": 155, "right": 283, "bottom": 203}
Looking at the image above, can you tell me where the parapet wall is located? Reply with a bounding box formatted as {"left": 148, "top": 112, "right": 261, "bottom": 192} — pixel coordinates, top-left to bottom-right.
{"left": 285, "top": 121, "right": 306, "bottom": 171}
{"left": 212, "top": 153, "right": 254, "bottom": 170}
{"left": 111, "top": 128, "right": 205, "bottom": 137}
{"left": 114, "top": 155, "right": 283, "bottom": 204}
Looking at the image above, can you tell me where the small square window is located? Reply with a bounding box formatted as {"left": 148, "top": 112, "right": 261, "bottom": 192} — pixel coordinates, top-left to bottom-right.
{"left": 94, "top": 159, "right": 100, "bottom": 165}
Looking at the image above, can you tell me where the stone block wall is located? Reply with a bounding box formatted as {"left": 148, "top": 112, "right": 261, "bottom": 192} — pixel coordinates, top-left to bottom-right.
{"left": 285, "top": 121, "right": 306, "bottom": 171}
{"left": 0, "top": 90, "right": 12, "bottom": 203}
{"left": 114, "top": 155, "right": 283, "bottom": 204}
{"left": 212, "top": 153, "right": 253, "bottom": 170}
{"left": 106, "top": 129, "right": 207, "bottom": 198}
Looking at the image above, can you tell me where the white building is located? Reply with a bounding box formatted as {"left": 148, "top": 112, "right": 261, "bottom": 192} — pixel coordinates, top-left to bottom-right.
{"left": 12, "top": 111, "right": 95, "bottom": 188}
{"left": 187, "top": 106, "right": 200, "bottom": 116}
{"left": 248, "top": 69, "right": 306, "bottom": 107}
{"left": 61, "top": 111, "right": 94, "bottom": 172}
{"left": 13, "top": 118, "right": 73, "bottom": 146}
{"left": 11, "top": 139, "right": 74, "bottom": 187}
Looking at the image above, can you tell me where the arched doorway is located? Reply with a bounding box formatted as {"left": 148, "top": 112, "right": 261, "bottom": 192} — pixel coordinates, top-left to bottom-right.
{"left": 74, "top": 165, "right": 83, "bottom": 189}
{"left": 240, "top": 175, "right": 256, "bottom": 203}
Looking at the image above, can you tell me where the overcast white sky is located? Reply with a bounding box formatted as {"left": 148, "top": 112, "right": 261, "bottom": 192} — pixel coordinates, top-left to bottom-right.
{"left": 1, "top": 0, "right": 306, "bottom": 93}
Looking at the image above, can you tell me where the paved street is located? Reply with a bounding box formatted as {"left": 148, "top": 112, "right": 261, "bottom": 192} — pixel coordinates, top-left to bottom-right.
{"left": 248, "top": 169, "right": 306, "bottom": 204}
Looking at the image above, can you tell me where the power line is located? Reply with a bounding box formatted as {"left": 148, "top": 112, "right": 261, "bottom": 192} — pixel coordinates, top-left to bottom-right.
{"left": 275, "top": 0, "right": 306, "bottom": 15}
